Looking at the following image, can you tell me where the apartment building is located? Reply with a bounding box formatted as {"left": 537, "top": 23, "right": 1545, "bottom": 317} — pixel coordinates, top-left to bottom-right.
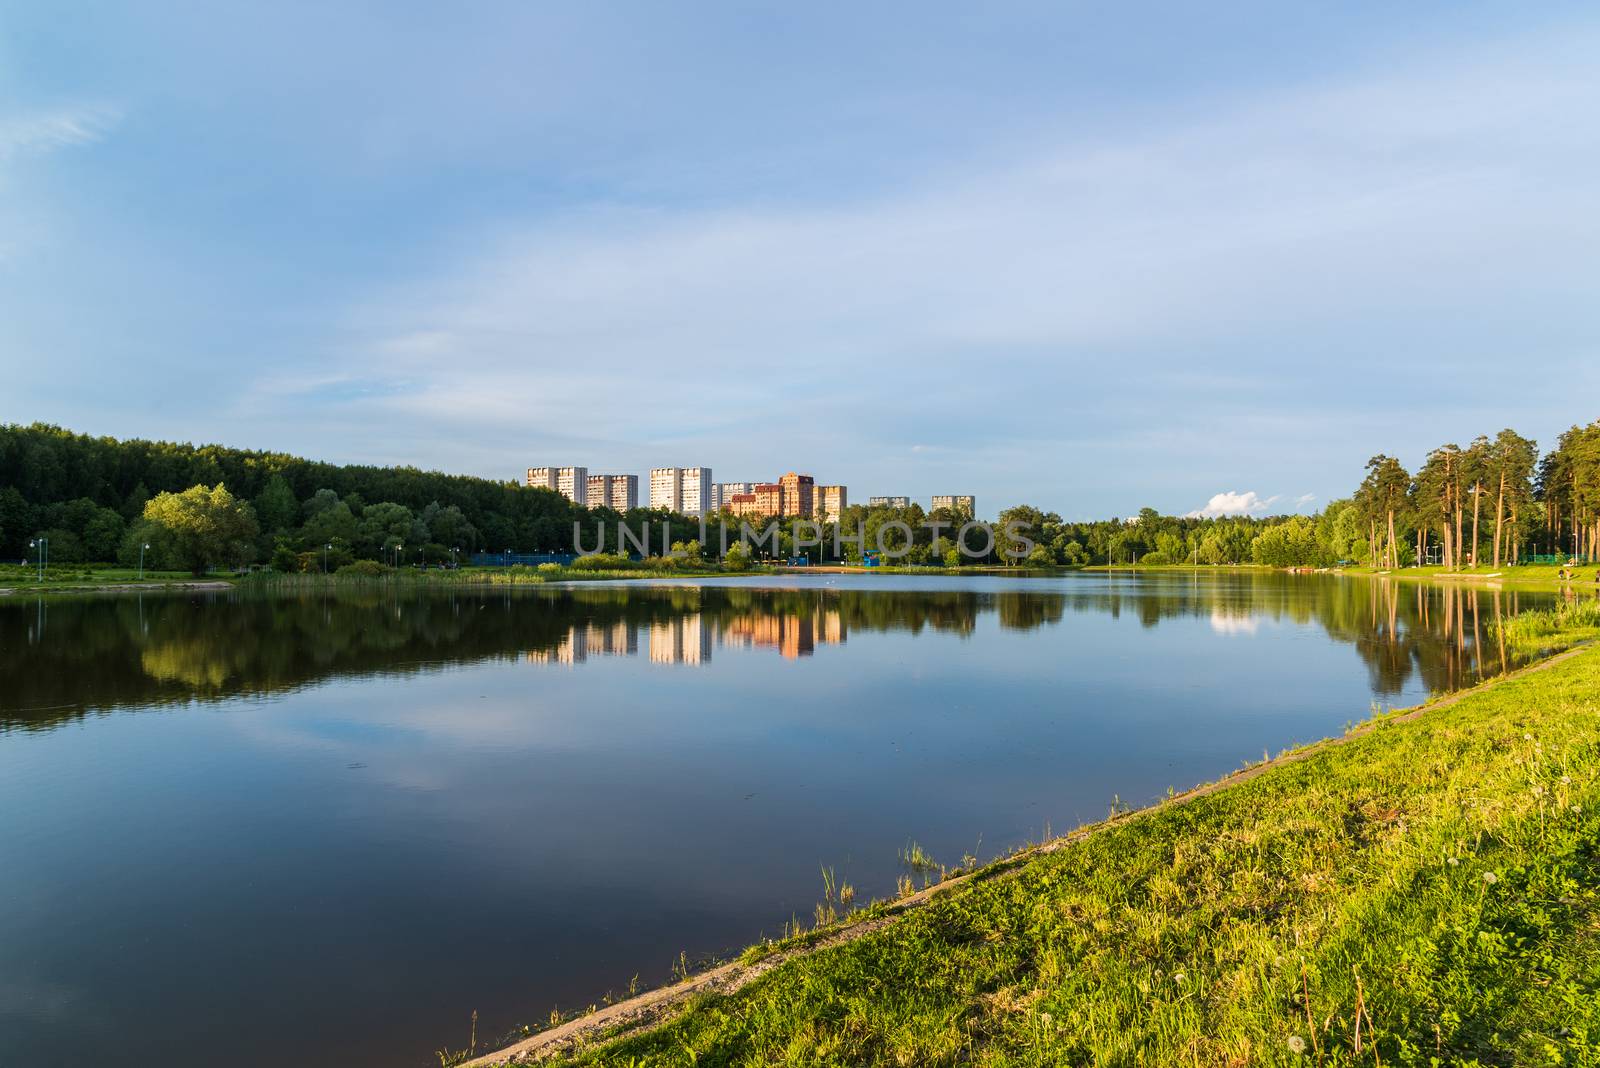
{"left": 869, "top": 496, "right": 910, "bottom": 508}
{"left": 649, "top": 466, "right": 714, "bottom": 515}
{"left": 526, "top": 466, "right": 588, "bottom": 506}
{"left": 753, "top": 482, "right": 784, "bottom": 516}
{"left": 726, "top": 492, "right": 763, "bottom": 518}
{"left": 931, "top": 494, "right": 976, "bottom": 516}
{"left": 816, "top": 484, "right": 847, "bottom": 522}
{"left": 681, "top": 466, "right": 712, "bottom": 516}
{"left": 585, "top": 474, "right": 639, "bottom": 511}
{"left": 713, "top": 482, "right": 754, "bottom": 511}
{"left": 649, "top": 467, "right": 681, "bottom": 512}
{"left": 778, "top": 472, "right": 815, "bottom": 518}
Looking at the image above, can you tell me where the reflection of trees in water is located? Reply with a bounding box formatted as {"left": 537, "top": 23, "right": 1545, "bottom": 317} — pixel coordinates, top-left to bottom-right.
{"left": 1071, "top": 574, "right": 1538, "bottom": 697}
{"left": 0, "top": 577, "right": 1552, "bottom": 731}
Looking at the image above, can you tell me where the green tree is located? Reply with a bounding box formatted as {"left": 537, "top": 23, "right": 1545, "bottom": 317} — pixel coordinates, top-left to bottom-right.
{"left": 81, "top": 506, "right": 126, "bottom": 561}
{"left": 1488, "top": 428, "right": 1538, "bottom": 566}
{"left": 1357, "top": 455, "right": 1410, "bottom": 568}
{"left": 723, "top": 541, "right": 753, "bottom": 569}
{"left": 357, "top": 502, "right": 415, "bottom": 557}
{"left": 143, "top": 484, "right": 260, "bottom": 575}
{"left": 1250, "top": 516, "right": 1319, "bottom": 566}
{"left": 302, "top": 497, "right": 358, "bottom": 549}
{"left": 253, "top": 474, "right": 298, "bottom": 534}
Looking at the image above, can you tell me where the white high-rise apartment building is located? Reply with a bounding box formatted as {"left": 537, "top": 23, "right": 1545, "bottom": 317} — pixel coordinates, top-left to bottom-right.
{"left": 527, "top": 466, "right": 588, "bottom": 506}
{"left": 650, "top": 467, "right": 714, "bottom": 516}
{"left": 931, "top": 494, "right": 976, "bottom": 516}
{"left": 681, "top": 467, "right": 712, "bottom": 516}
{"left": 586, "top": 474, "right": 639, "bottom": 511}
{"left": 649, "top": 468, "right": 682, "bottom": 512}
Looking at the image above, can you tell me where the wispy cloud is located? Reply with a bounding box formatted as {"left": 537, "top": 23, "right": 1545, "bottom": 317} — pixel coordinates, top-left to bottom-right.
{"left": 0, "top": 104, "right": 119, "bottom": 262}
{"left": 0, "top": 105, "right": 119, "bottom": 162}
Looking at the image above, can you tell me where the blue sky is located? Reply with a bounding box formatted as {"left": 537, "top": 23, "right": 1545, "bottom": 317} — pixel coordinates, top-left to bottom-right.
{"left": 2, "top": 2, "right": 1597, "bottom": 518}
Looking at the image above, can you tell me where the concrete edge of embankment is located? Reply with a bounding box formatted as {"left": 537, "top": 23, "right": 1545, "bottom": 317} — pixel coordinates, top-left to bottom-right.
{"left": 0, "top": 580, "right": 234, "bottom": 597}
{"left": 460, "top": 640, "right": 1593, "bottom": 1067}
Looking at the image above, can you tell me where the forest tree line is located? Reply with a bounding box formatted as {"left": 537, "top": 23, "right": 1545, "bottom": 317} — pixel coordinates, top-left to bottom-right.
{"left": 1, "top": 421, "right": 1597, "bottom": 570}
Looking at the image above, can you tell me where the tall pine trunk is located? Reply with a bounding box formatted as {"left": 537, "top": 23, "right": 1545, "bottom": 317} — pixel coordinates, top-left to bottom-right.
{"left": 1454, "top": 494, "right": 1463, "bottom": 572}
{"left": 1470, "top": 481, "right": 1481, "bottom": 567}
{"left": 1493, "top": 473, "right": 1505, "bottom": 568}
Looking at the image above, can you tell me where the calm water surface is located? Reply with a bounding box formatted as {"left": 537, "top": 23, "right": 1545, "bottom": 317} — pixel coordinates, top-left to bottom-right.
{"left": 0, "top": 572, "right": 1556, "bottom": 1067}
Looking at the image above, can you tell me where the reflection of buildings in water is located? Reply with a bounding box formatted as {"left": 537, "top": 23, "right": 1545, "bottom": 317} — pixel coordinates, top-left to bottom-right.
{"left": 527, "top": 620, "right": 637, "bottom": 665}
{"left": 819, "top": 608, "right": 845, "bottom": 646}
{"left": 586, "top": 621, "right": 639, "bottom": 656}
{"left": 649, "top": 615, "right": 712, "bottom": 665}
{"left": 719, "top": 607, "right": 845, "bottom": 659}
{"left": 523, "top": 607, "right": 848, "bottom": 668}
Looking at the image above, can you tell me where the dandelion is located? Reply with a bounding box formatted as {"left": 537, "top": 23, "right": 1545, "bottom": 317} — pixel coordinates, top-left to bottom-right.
{"left": 1287, "top": 1035, "right": 1308, "bottom": 1055}
{"left": 1447, "top": 856, "right": 1459, "bottom": 866}
{"left": 1523, "top": 733, "right": 1533, "bottom": 741}
{"left": 1173, "top": 971, "right": 1187, "bottom": 984}
{"left": 1561, "top": 776, "right": 1573, "bottom": 785}
{"left": 1572, "top": 805, "right": 1583, "bottom": 814}
{"left": 1532, "top": 784, "right": 1546, "bottom": 797}
{"left": 1482, "top": 872, "right": 1498, "bottom": 885}
{"left": 1039, "top": 1012, "right": 1053, "bottom": 1027}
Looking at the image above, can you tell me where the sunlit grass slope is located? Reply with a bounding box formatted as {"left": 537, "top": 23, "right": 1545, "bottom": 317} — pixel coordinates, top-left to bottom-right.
{"left": 541, "top": 642, "right": 1600, "bottom": 1067}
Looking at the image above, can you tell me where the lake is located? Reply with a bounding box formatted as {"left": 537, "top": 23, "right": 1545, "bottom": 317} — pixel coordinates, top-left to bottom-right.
{"left": 0, "top": 572, "right": 1554, "bottom": 1067}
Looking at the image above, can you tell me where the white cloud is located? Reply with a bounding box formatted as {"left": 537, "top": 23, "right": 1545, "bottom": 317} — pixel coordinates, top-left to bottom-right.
{"left": 1208, "top": 610, "right": 1261, "bottom": 636}
{"left": 1186, "top": 491, "right": 1280, "bottom": 518}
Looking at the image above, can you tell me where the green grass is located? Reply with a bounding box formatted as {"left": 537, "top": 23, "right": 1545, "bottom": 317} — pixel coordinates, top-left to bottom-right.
{"left": 518, "top": 642, "right": 1600, "bottom": 1067}
{"left": 234, "top": 563, "right": 771, "bottom": 589}
{"left": 0, "top": 562, "right": 232, "bottom": 589}
{"left": 1342, "top": 562, "right": 1600, "bottom": 593}
{"left": 1083, "top": 563, "right": 1272, "bottom": 571}
{"left": 0, "top": 561, "right": 774, "bottom": 593}
{"left": 1495, "top": 600, "right": 1600, "bottom": 659}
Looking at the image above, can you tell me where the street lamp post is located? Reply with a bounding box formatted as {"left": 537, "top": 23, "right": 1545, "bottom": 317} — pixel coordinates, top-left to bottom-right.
{"left": 139, "top": 542, "right": 150, "bottom": 580}
{"left": 324, "top": 543, "right": 331, "bottom": 574}
{"left": 29, "top": 536, "right": 48, "bottom": 582}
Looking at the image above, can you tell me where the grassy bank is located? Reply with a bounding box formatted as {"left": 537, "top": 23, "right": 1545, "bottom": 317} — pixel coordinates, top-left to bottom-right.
{"left": 0, "top": 563, "right": 234, "bottom": 593}
{"left": 1339, "top": 562, "right": 1600, "bottom": 593}
{"left": 233, "top": 563, "right": 771, "bottom": 589}
{"left": 1495, "top": 599, "right": 1600, "bottom": 659}
{"left": 472, "top": 633, "right": 1600, "bottom": 1067}
{"left": 0, "top": 561, "right": 773, "bottom": 595}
